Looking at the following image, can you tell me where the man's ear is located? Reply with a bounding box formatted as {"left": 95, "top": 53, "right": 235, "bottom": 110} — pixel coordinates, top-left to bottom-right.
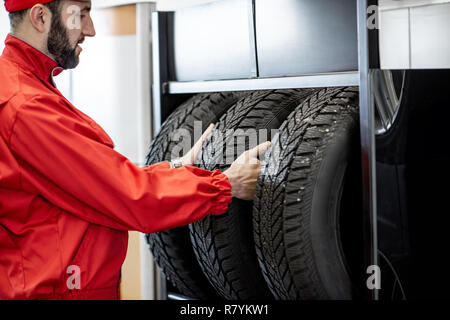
{"left": 28, "top": 4, "right": 52, "bottom": 34}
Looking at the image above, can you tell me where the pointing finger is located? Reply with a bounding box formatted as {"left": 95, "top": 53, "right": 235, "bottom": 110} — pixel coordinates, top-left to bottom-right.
{"left": 236, "top": 141, "right": 272, "bottom": 164}
{"left": 246, "top": 141, "right": 272, "bottom": 159}
{"left": 191, "top": 124, "right": 215, "bottom": 157}
{"left": 197, "top": 124, "right": 214, "bottom": 148}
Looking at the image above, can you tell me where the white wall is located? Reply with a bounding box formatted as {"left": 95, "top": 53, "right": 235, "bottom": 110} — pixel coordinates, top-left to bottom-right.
{"left": 68, "top": 32, "right": 143, "bottom": 163}
{"left": 95, "top": 0, "right": 218, "bottom": 10}
{"left": 156, "top": 0, "right": 218, "bottom": 10}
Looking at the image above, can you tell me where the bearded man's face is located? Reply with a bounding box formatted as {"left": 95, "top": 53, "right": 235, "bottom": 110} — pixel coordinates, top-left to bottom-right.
{"left": 47, "top": 0, "right": 94, "bottom": 69}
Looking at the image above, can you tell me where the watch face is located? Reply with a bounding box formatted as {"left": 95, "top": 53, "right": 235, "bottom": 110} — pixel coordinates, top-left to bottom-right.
{"left": 174, "top": 161, "right": 183, "bottom": 168}
{"left": 171, "top": 160, "right": 182, "bottom": 168}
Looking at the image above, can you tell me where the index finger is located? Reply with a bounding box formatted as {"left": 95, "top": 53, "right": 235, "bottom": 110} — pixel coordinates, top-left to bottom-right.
{"left": 193, "top": 123, "right": 215, "bottom": 150}
{"left": 246, "top": 141, "right": 272, "bottom": 159}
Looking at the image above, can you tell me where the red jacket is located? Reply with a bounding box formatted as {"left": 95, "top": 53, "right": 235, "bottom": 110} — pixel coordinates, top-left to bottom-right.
{"left": 0, "top": 35, "right": 231, "bottom": 300}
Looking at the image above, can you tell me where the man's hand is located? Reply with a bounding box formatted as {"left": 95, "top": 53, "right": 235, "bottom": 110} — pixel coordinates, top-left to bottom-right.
{"left": 224, "top": 141, "right": 272, "bottom": 201}
{"left": 177, "top": 123, "right": 215, "bottom": 167}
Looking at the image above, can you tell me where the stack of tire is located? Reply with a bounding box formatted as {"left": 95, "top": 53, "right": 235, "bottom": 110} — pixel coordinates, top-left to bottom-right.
{"left": 146, "top": 87, "right": 362, "bottom": 300}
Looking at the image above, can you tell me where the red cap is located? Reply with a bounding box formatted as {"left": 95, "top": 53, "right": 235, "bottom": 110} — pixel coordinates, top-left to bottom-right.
{"left": 4, "top": 0, "right": 55, "bottom": 12}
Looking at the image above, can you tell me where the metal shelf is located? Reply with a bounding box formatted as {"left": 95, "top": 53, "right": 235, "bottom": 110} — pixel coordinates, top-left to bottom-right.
{"left": 165, "top": 71, "right": 360, "bottom": 94}
{"left": 151, "top": 0, "right": 378, "bottom": 301}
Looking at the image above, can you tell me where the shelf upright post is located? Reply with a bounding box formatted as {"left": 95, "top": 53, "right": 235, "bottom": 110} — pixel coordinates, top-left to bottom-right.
{"left": 357, "top": 0, "right": 379, "bottom": 301}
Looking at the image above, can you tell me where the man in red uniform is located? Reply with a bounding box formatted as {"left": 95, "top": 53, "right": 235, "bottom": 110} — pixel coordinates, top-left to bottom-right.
{"left": 0, "top": 0, "right": 269, "bottom": 299}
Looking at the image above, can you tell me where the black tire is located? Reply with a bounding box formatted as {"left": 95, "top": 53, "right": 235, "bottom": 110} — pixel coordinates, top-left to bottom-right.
{"left": 145, "top": 92, "right": 247, "bottom": 299}
{"left": 253, "top": 87, "right": 362, "bottom": 300}
{"left": 189, "top": 89, "right": 317, "bottom": 300}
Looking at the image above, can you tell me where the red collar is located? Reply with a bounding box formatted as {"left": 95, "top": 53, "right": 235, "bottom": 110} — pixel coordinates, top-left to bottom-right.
{"left": 1, "top": 34, "right": 63, "bottom": 85}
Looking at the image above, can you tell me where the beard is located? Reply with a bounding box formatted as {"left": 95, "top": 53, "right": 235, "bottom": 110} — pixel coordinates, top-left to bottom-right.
{"left": 47, "top": 13, "right": 82, "bottom": 70}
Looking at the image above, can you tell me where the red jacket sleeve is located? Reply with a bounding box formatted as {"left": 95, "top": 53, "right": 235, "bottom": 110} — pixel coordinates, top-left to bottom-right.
{"left": 9, "top": 94, "right": 232, "bottom": 233}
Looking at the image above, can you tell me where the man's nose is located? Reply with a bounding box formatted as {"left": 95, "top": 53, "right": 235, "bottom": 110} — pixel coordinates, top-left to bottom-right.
{"left": 83, "top": 16, "right": 96, "bottom": 37}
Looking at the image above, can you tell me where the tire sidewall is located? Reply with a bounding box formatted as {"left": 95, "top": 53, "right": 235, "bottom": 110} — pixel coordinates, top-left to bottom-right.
{"left": 307, "top": 116, "right": 356, "bottom": 299}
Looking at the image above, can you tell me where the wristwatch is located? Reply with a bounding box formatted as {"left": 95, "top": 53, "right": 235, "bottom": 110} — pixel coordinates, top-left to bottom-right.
{"left": 169, "top": 159, "right": 184, "bottom": 169}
